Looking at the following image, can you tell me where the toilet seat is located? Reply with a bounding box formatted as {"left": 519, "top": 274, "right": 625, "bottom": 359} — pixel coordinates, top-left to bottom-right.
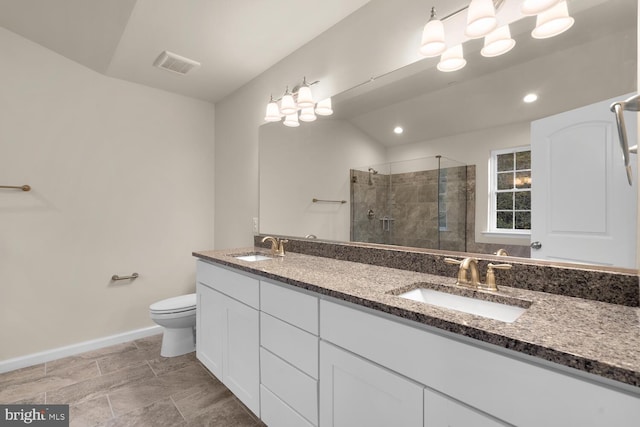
{"left": 149, "top": 293, "right": 196, "bottom": 314}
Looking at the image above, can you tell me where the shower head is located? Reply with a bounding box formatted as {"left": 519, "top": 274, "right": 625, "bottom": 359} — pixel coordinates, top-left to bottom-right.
{"left": 368, "top": 168, "right": 378, "bottom": 175}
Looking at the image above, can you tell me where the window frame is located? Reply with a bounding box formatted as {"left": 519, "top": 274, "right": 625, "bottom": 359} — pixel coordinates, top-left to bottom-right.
{"left": 487, "top": 146, "right": 532, "bottom": 235}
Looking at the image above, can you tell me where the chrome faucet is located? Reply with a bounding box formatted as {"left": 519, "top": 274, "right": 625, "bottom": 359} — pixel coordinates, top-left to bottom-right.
{"left": 445, "top": 257, "right": 481, "bottom": 287}
{"left": 261, "top": 236, "right": 288, "bottom": 257}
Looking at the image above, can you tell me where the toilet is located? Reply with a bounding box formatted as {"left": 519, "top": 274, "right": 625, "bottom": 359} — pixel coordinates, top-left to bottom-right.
{"left": 149, "top": 293, "right": 197, "bottom": 357}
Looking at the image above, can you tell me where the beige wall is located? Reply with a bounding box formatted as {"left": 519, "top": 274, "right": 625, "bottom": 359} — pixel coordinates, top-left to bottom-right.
{"left": 0, "top": 27, "right": 215, "bottom": 360}
{"left": 260, "top": 120, "right": 386, "bottom": 241}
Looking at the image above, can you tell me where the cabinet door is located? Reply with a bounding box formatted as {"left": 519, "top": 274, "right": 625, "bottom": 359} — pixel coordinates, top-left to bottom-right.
{"left": 319, "top": 341, "right": 423, "bottom": 427}
{"left": 424, "top": 388, "right": 507, "bottom": 427}
{"left": 223, "top": 295, "right": 260, "bottom": 416}
{"left": 196, "top": 283, "right": 224, "bottom": 378}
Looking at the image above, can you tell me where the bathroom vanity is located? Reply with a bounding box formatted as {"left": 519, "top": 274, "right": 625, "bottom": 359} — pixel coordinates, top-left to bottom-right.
{"left": 193, "top": 248, "right": 640, "bottom": 427}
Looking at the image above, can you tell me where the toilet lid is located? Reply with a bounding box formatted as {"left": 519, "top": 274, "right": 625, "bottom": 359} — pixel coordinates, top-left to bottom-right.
{"left": 150, "top": 293, "right": 196, "bottom": 313}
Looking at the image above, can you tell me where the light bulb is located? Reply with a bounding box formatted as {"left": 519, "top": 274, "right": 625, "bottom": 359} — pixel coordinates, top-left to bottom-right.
{"left": 299, "top": 107, "right": 317, "bottom": 122}
{"left": 297, "top": 82, "right": 314, "bottom": 109}
{"left": 437, "top": 45, "right": 466, "bottom": 72}
{"left": 419, "top": 8, "right": 446, "bottom": 57}
{"left": 315, "top": 98, "right": 333, "bottom": 116}
{"left": 264, "top": 97, "right": 281, "bottom": 122}
{"left": 481, "top": 25, "right": 516, "bottom": 57}
{"left": 283, "top": 113, "right": 300, "bottom": 127}
{"left": 532, "top": 1, "right": 574, "bottom": 39}
{"left": 280, "top": 88, "right": 297, "bottom": 116}
{"left": 465, "top": 0, "right": 497, "bottom": 39}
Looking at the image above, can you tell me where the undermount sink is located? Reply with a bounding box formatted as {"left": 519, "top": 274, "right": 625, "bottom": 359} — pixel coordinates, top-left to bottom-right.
{"left": 397, "top": 287, "right": 529, "bottom": 323}
{"left": 233, "top": 253, "right": 272, "bottom": 262}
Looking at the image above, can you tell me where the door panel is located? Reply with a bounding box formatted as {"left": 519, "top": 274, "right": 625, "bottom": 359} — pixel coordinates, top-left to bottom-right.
{"left": 531, "top": 94, "right": 637, "bottom": 267}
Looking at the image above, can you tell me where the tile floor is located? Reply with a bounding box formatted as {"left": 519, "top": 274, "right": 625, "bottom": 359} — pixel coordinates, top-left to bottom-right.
{"left": 0, "top": 334, "right": 266, "bottom": 426}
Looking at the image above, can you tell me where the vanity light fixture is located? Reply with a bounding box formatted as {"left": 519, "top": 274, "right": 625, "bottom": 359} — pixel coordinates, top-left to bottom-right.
{"left": 465, "top": 0, "right": 498, "bottom": 39}
{"left": 280, "top": 87, "right": 297, "bottom": 116}
{"left": 481, "top": 25, "right": 515, "bottom": 57}
{"left": 283, "top": 113, "right": 300, "bottom": 127}
{"left": 419, "top": 0, "right": 574, "bottom": 72}
{"left": 419, "top": 7, "right": 446, "bottom": 57}
{"left": 531, "top": 1, "right": 574, "bottom": 39}
{"left": 315, "top": 98, "right": 333, "bottom": 116}
{"left": 263, "top": 78, "right": 333, "bottom": 126}
{"left": 264, "top": 95, "right": 281, "bottom": 122}
{"left": 296, "top": 77, "right": 315, "bottom": 109}
{"left": 299, "top": 107, "right": 317, "bottom": 122}
{"left": 437, "top": 45, "right": 467, "bottom": 72}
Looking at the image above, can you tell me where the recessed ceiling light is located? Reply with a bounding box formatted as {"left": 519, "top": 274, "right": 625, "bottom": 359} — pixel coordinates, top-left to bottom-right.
{"left": 394, "top": 126, "right": 404, "bottom": 134}
{"left": 523, "top": 93, "right": 538, "bottom": 103}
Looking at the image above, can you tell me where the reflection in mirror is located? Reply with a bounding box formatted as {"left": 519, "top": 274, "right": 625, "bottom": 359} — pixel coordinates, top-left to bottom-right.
{"left": 259, "top": 0, "right": 637, "bottom": 269}
{"left": 350, "top": 156, "right": 467, "bottom": 253}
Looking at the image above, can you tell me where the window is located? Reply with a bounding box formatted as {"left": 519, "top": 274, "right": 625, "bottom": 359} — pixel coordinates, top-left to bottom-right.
{"left": 489, "top": 147, "right": 531, "bottom": 233}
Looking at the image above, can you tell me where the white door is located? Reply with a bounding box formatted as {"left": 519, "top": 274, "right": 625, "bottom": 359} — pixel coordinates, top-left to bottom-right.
{"left": 319, "top": 341, "right": 423, "bottom": 427}
{"left": 531, "top": 94, "right": 637, "bottom": 268}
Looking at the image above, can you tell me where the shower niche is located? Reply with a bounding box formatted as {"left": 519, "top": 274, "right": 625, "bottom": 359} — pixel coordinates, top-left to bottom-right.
{"left": 350, "top": 156, "right": 467, "bottom": 251}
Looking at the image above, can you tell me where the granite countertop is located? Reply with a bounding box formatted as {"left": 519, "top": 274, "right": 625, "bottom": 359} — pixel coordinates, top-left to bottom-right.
{"left": 193, "top": 248, "right": 640, "bottom": 389}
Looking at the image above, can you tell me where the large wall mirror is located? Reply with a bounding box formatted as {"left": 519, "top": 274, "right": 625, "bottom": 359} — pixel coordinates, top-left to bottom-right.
{"left": 259, "top": 0, "right": 638, "bottom": 269}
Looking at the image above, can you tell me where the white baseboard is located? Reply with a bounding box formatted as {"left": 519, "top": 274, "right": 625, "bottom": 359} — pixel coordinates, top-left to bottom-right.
{"left": 0, "top": 325, "right": 163, "bottom": 374}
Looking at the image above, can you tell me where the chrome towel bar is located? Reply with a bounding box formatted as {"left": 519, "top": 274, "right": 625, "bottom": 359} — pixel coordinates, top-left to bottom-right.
{"left": 0, "top": 185, "right": 31, "bottom": 191}
{"left": 312, "top": 198, "right": 346, "bottom": 204}
{"left": 111, "top": 273, "right": 139, "bottom": 281}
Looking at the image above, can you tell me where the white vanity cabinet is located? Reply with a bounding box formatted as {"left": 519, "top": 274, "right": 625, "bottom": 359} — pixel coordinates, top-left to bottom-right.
{"left": 259, "top": 279, "right": 319, "bottom": 427}
{"left": 320, "top": 299, "right": 640, "bottom": 427}
{"left": 319, "top": 341, "right": 423, "bottom": 427}
{"left": 196, "top": 261, "right": 260, "bottom": 416}
{"left": 194, "top": 258, "right": 639, "bottom": 427}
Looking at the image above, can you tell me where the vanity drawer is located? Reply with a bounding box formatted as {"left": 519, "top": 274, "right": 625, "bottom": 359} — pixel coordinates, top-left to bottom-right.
{"left": 261, "top": 385, "right": 314, "bottom": 427}
{"left": 260, "top": 280, "right": 318, "bottom": 334}
{"left": 260, "top": 348, "right": 318, "bottom": 425}
{"left": 260, "top": 312, "right": 318, "bottom": 379}
{"left": 196, "top": 260, "right": 259, "bottom": 309}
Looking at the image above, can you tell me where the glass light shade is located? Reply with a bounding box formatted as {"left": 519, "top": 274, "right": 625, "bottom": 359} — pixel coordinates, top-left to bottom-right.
{"left": 465, "top": 0, "right": 497, "bottom": 39}
{"left": 521, "top": 0, "right": 561, "bottom": 16}
{"left": 283, "top": 113, "right": 300, "bottom": 127}
{"left": 315, "top": 98, "right": 333, "bottom": 116}
{"left": 264, "top": 101, "right": 281, "bottom": 122}
{"left": 280, "top": 93, "right": 297, "bottom": 115}
{"left": 299, "top": 107, "right": 317, "bottom": 122}
{"left": 297, "top": 85, "right": 314, "bottom": 109}
{"left": 481, "top": 25, "right": 516, "bottom": 57}
{"left": 531, "top": 1, "right": 574, "bottom": 39}
{"left": 419, "top": 19, "right": 446, "bottom": 57}
{"left": 437, "top": 45, "right": 466, "bottom": 72}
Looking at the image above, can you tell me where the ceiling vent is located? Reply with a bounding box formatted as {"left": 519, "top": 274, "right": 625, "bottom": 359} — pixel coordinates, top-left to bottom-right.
{"left": 153, "top": 51, "right": 201, "bottom": 75}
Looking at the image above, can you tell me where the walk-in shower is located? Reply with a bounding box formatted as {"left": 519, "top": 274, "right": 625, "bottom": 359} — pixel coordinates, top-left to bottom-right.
{"left": 350, "top": 156, "right": 467, "bottom": 251}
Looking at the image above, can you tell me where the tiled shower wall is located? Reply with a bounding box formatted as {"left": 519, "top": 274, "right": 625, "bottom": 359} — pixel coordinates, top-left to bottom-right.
{"left": 350, "top": 166, "right": 530, "bottom": 257}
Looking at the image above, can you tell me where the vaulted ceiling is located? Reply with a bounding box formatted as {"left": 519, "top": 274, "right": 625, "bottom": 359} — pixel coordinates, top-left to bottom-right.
{"left": 0, "top": 0, "right": 371, "bottom": 103}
